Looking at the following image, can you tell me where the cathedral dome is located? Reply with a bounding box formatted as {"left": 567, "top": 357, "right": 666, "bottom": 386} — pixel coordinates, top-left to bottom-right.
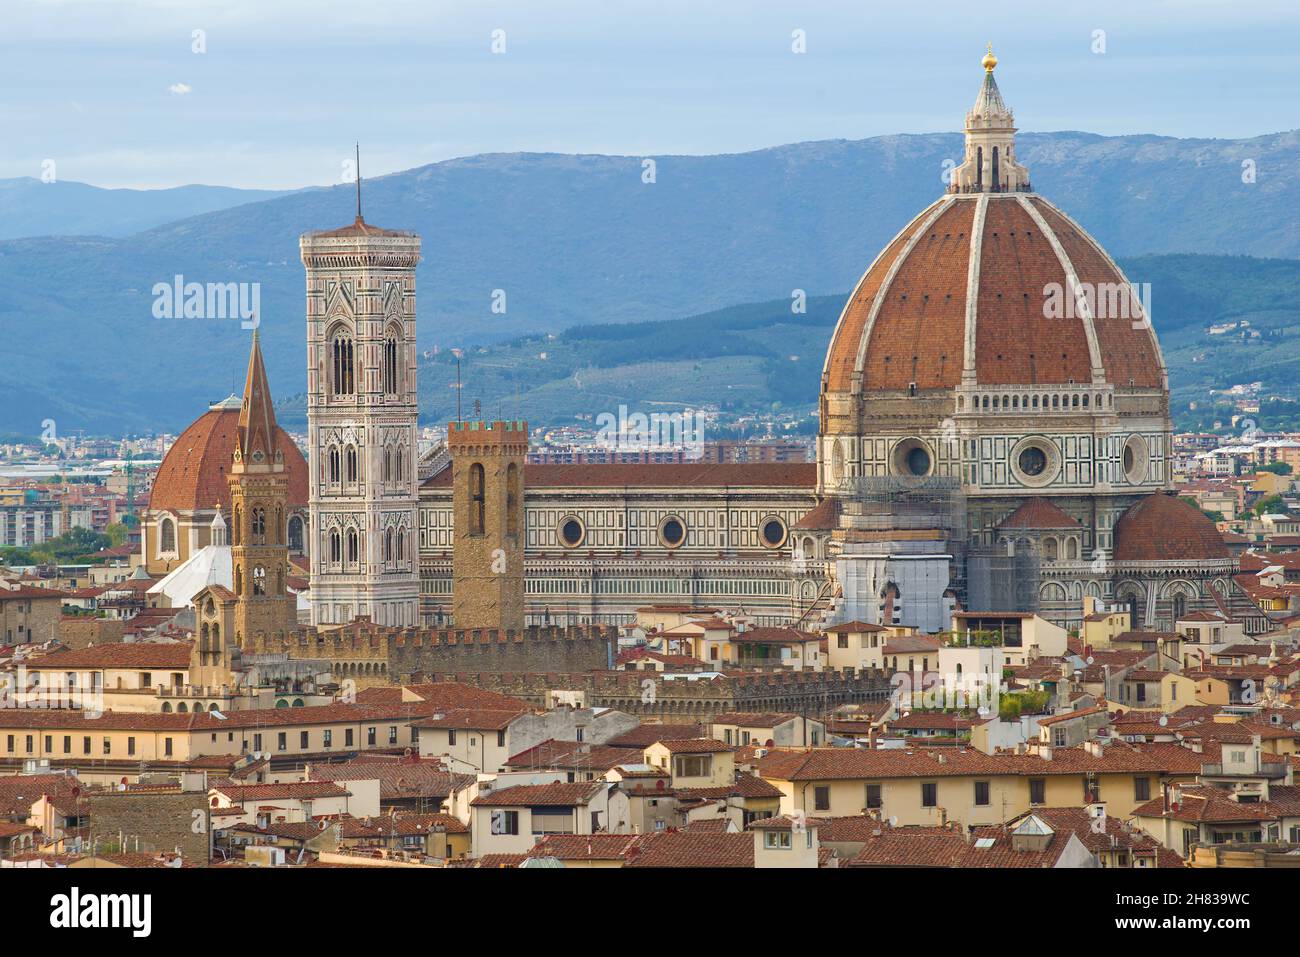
{"left": 149, "top": 401, "right": 308, "bottom": 514}
{"left": 1113, "top": 492, "right": 1229, "bottom": 563}
{"left": 821, "top": 193, "right": 1165, "bottom": 397}
{"left": 821, "top": 54, "right": 1166, "bottom": 405}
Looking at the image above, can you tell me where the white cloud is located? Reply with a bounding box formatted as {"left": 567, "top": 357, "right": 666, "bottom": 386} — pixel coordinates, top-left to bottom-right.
{"left": 168, "top": 83, "right": 191, "bottom": 95}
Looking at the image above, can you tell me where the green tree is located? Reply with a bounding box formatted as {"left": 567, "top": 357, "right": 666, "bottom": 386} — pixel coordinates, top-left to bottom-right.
{"left": 1259, "top": 461, "right": 1293, "bottom": 476}
{"left": 1255, "top": 494, "right": 1285, "bottom": 516}
{"left": 103, "top": 523, "right": 128, "bottom": 548}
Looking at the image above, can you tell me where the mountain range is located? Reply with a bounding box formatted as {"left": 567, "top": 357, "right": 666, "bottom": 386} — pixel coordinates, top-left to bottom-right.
{"left": 1, "top": 128, "right": 1298, "bottom": 434}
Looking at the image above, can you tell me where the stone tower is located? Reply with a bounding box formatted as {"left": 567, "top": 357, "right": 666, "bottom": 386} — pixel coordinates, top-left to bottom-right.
{"left": 228, "top": 332, "right": 297, "bottom": 645}
{"left": 300, "top": 209, "right": 421, "bottom": 628}
{"left": 448, "top": 420, "right": 527, "bottom": 631}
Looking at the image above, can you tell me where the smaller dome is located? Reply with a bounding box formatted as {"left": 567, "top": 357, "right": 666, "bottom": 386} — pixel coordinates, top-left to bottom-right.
{"left": 1114, "top": 493, "right": 1229, "bottom": 562}
{"left": 149, "top": 409, "right": 308, "bottom": 514}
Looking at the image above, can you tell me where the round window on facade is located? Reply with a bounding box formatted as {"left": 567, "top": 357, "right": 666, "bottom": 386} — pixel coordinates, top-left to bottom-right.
{"left": 1123, "top": 434, "right": 1149, "bottom": 484}
{"left": 1018, "top": 446, "right": 1048, "bottom": 477}
{"left": 760, "top": 517, "right": 787, "bottom": 549}
{"left": 1009, "top": 436, "right": 1060, "bottom": 488}
{"left": 659, "top": 516, "right": 687, "bottom": 549}
{"left": 558, "top": 516, "right": 585, "bottom": 548}
{"left": 891, "top": 437, "right": 933, "bottom": 478}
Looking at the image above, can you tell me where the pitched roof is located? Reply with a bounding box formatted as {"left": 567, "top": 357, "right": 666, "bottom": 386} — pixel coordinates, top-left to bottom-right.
{"left": 470, "top": 781, "right": 606, "bottom": 807}
{"left": 25, "top": 642, "right": 193, "bottom": 670}
{"left": 998, "top": 498, "right": 1082, "bottom": 530}
{"left": 624, "top": 831, "right": 754, "bottom": 868}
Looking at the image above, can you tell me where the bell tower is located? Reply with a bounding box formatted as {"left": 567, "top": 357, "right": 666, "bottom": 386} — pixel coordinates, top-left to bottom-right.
{"left": 448, "top": 420, "right": 527, "bottom": 632}
{"left": 300, "top": 192, "right": 422, "bottom": 628}
{"left": 228, "top": 331, "right": 296, "bottom": 645}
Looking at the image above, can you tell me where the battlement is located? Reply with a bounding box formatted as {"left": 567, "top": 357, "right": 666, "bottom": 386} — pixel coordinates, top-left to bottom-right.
{"left": 447, "top": 420, "right": 529, "bottom": 454}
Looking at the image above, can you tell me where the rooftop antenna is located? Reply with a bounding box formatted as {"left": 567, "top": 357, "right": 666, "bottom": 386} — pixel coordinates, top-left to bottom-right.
{"left": 355, "top": 143, "right": 363, "bottom": 221}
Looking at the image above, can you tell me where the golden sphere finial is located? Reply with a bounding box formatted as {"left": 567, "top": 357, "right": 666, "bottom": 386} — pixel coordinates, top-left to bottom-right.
{"left": 982, "top": 43, "right": 997, "bottom": 72}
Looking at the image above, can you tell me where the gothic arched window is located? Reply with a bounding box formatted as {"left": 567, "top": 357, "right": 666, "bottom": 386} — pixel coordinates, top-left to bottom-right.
{"left": 253, "top": 566, "right": 266, "bottom": 596}
{"left": 345, "top": 446, "right": 358, "bottom": 483}
{"left": 346, "top": 528, "right": 359, "bottom": 564}
{"left": 382, "top": 329, "right": 400, "bottom": 395}
{"left": 252, "top": 507, "right": 266, "bottom": 544}
{"left": 331, "top": 331, "right": 355, "bottom": 396}
{"left": 329, "top": 530, "right": 341, "bottom": 564}
{"left": 395, "top": 446, "right": 404, "bottom": 485}
{"left": 383, "top": 445, "right": 392, "bottom": 483}
{"left": 469, "top": 463, "right": 485, "bottom": 535}
{"left": 288, "top": 516, "right": 304, "bottom": 552}
{"left": 384, "top": 528, "right": 393, "bottom": 563}
{"left": 328, "top": 446, "right": 340, "bottom": 484}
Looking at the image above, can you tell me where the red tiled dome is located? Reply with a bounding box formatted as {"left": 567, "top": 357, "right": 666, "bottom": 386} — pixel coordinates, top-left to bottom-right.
{"left": 149, "top": 408, "right": 308, "bottom": 513}
{"left": 1113, "top": 493, "right": 1229, "bottom": 563}
{"left": 821, "top": 194, "right": 1166, "bottom": 395}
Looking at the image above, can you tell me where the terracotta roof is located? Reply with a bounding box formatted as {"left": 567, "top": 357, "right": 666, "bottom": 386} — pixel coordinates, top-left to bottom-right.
{"left": 650, "top": 738, "right": 734, "bottom": 754}
{"left": 710, "top": 712, "right": 798, "bottom": 729}
{"left": 411, "top": 707, "right": 527, "bottom": 731}
{"left": 0, "top": 773, "right": 82, "bottom": 817}
{"left": 305, "top": 216, "right": 415, "bottom": 239}
{"left": 623, "top": 830, "right": 754, "bottom": 868}
{"left": 213, "top": 781, "right": 351, "bottom": 802}
{"left": 792, "top": 498, "right": 840, "bottom": 530}
{"left": 470, "top": 781, "right": 606, "bottom": 807}
{"left": 526, "top": 834, "right": 644, "bottom": 861}
{"left": 505, "top": 740, "right": 643, "bottom": 773}
{"left": 25, "top": 642, "right": 193, "bottom": 670}
{"left": 149, "top": 408, "right": 307, "bottom": 513}
{"left": 822, "top": 194, "right": 1163, "bottom": 395}
{"left": 730, "top": 626, "right": 820, "bottom": 644}
{"left": 423, "top": 462, "right": 816, "bottom": 490}
{"left": 882, "top": 634, "right": 941, "bottom": 654}
{"left": 605, "top": 723, "right": 706, "bottom": 748}
{"left": 998, "top": 498, "right": 1082, "bottom": 530}
{"left": 1114, "top": 493, "right": 1230, "bottom": 562}
{"left": 307, "top": 760, "right": 473, "bottom": 801}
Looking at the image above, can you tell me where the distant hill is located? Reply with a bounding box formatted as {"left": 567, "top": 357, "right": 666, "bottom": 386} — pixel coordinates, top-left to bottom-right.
{"left": 267, "top": 253, "right": 1300, "bottom": 436}
{"left": 0, "top": 178, "right": 299, "bottom": 240}
{"left": 2, "top": 128, "right": 1299, "bottom": 434}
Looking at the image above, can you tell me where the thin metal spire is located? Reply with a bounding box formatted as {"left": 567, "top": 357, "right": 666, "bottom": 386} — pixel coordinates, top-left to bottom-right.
{"left": 355, "top": 142, "right": 362, "bottom": 221}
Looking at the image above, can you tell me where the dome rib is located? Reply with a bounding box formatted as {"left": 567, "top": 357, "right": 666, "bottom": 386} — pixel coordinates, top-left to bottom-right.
{"left": 1015, "top": 195, "right": 1106, "bottom": 383}
{"left": 858, "top": 197, "right": 971, "bottom": 392}
{"left": 821, "top": 197, "right": 948, "bottom": 393}
{"left": 1029, "top": 198, "right": 1168, "bottom": 391}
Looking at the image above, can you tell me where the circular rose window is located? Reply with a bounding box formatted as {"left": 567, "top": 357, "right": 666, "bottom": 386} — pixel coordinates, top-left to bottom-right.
{"left": 761, "top": 518, "right": 787, "bottom": 548}
{"left": 659, "top": 516, "right": 687, "bottom": 549}
{"left": 1018, "top": 446, "right": 1047, "bottom": 477}
{"left": 558, "top": 516, "right": 585, "bottom": 548}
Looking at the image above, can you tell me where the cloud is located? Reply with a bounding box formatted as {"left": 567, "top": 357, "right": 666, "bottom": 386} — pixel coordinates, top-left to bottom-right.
{"left": 168, "top": 83, "right": 192, "bottom": 95}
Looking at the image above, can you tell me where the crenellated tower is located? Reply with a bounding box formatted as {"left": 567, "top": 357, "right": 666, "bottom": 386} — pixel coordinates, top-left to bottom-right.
{"left": 448, "top": 420, "right": 527, "bottom": 632}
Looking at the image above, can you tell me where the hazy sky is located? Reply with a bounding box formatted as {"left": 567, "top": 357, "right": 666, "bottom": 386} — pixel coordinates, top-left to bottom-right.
{"left": 3, "top": 0, "right": 1297, "bottom": 189}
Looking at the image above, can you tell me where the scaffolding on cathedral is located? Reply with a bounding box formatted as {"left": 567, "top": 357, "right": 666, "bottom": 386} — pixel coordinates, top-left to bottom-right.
{"left": 966, "top": 543, "right": 1042, "bottom": 615}
{"left": 832, "top": 476, "right": 968, "bottom": 615}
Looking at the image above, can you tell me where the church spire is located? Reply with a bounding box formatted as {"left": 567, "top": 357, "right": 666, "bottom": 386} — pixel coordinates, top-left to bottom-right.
{"left": 949, "top": 45, "right": 1031, "bottom": 194}
{"left": 235, "top": 330, "right": 281, "bottom": 471}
